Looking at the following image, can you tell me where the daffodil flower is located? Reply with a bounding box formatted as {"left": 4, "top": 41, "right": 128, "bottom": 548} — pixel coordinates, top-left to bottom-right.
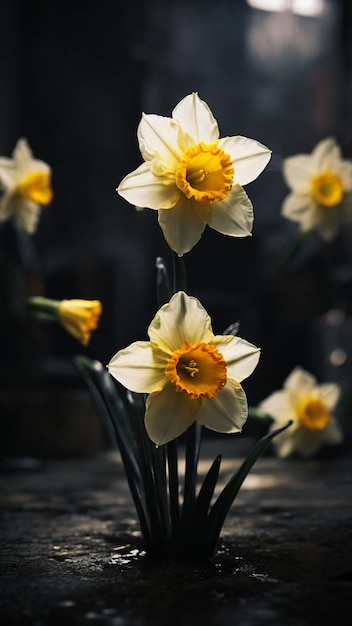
{"left": 28, "top": 297, "right": 102, "bottom": 346}
{"left": 258, "top": 367, "right": 343, "bottom": 458}
{"left": 58, "top": 299, "right": 103, "bottom": 346}
{"left": 108, "top": 291, "right": 260, "bottom": 445}
{"left": 282, "top": 137, "right": 352, "bottom": 240}
{"left": 0, "top": 138, "right": 53, "bottom": 234}
{"left": 117, "top": 93, "right": 271, "bottom": 255}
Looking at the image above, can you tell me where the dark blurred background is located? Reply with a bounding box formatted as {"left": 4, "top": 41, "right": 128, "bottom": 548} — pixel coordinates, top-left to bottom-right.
{"left": 1, "top": 0, "right": 352, "bottom": 457}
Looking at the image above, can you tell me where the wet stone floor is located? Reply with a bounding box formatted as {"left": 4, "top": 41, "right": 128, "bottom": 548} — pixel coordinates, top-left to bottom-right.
{"left": 0, "top": 440, "right": 351, "bottom": 626}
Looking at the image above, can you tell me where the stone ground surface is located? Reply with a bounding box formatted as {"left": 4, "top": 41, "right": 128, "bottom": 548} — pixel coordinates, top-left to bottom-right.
{"left": 0, "top": 439, "right": 351, "bottom": 626}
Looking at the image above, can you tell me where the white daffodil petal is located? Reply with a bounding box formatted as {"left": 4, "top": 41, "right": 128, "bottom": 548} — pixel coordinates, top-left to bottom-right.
{"left": 145, "top": 383, "right": 198, "bottom": 445}
{"left": 158, "top": 196, "right": 208, "bottom": 255}
{"left": 26, "top": 159, "right": 51, "bottom": 176}
{"left": 0, "top": 193, "right": 13, "bottom": 222}
{"left": 15, "top": 143, "right": 51, "bottom": 178}
{"left": 108, "top": 341, "right": 166, "bottom": 393}
{"left": 219, "top": 136, "right": 271, "bottom": 186}
{"left": 197, "top": 379, "right": 248, "bottom": 434}
{"left": 284, "top": 367, "right": 316, "bottom": 393}
{"left": 258, "top": 390, "right": 296, "bottom": 425}
{"left": 117, "top": 162, "right": 180, "bottom": 210}
{"left": 272, "top": 428, "right": 296, "bottom": 458}
{"left": 172, "top": 92, "right": 219, "bottom": 144}
{"left": 281, "top": 194, "right": 318, "bottom": 231}
{"left": 10, "top": 137, "right": 51, "bottom": 178}
{"left": 138, "top": 113, "right": 181, "bottom": 167}
{"left": 13, "top": 138, "right": 33, "bottom": 163}
{"left": 338, "top": 161, "right": 352, "bottom": 191}
{"left": 312, "top": 137, "right": 341, "bottom": 170}
{"left": 323, "top": 418, "right": 344, "bottom": 445}
{"left": 318, "top": 383, "right": 341, "bottom": 409}
{"left": 209, "top": 185, "right": 253, "bottom": 237}
{"left": 0, "top": 159, "right": 17, "bottom": 189}
{"left": 283, "top": 155, "right": 314, "bottom": 193}
{"left": 148, "top": 291, "right": 214, "bottom": 354}
{"left": 219, "top": 335, "right": 260, "bottom": 383}
{"left": 11, "top": 198, "right": 42, "bottom": 234}
{"left": 175, "top": 125, "right": 200, "bottom": 154}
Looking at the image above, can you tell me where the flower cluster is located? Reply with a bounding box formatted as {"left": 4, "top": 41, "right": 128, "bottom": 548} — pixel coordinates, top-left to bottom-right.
{"left": 110, "top": 93, "right": 273, "bottom": 446}
{"left": 1, "top": 92, "right": 346, "bottom": 562}
{"left": 75, "top": 93, "right": 292, "bottom": 560}
{"left": 0, "top": 139, "right": 103, "bottom": 348}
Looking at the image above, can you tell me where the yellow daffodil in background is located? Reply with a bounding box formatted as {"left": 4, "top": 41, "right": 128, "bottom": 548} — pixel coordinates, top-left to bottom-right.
{"left": 0, "top": 138, "right": 53, "bottom": 234}
{"left": 58, "top": 299, "right": 102, "bottom": 346}
{"left": 117, "top": 92, "right": 271, "bottom": 255}
{"left": 28, "top": 297, "right": 102, "bottom": 346}
{"left": 281, "top": 137, "right": 352, "bottom": 240}
{"left": 108, "top": 290, "right": 260, "bottom": 445}
{"left": 258, "top": 366, "right": 343, "bottom": 458}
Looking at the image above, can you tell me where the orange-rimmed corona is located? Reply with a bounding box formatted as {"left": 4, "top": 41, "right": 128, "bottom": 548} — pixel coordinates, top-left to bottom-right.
{"left": 165, "top": 340, "right": 227, "bottom": 400}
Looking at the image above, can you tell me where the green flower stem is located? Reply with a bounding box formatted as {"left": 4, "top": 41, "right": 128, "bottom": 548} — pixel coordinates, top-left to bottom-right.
{"left": 128, "top": 396, "right": 168, "bottom": 551}
{"left": 150, "top": 438, "right": 170, "bottom": 546}
{"left": 27, "top": 295, "right": 60, "bottom": 319}
{"left": 167, "top": 439, "right": 180, "bottom": 541}
{"left": 181, "top": 422, "right": 202, "bottom": 531}
{"left": 199, "top": 420, "right": 293, "bottom": 558}
{"left": 189, "top": 453, "right": 221, "bottom": 551}
{"left": 248, "top": 406, "right": 273, "bottom": 421}
{"left": 76, "top": 353, "right": 294, "bottom": 561}
{"left": 74, "top": 246, "right": 294, "bottom": 561}
{"left": 73, "top": 357, "right": 154, "bottom": 549}
{"left": 172, "top": 252, "right": 188, "bottom": 293}
{"left": 156, "top": 257, "right": 172, "bottom": 307}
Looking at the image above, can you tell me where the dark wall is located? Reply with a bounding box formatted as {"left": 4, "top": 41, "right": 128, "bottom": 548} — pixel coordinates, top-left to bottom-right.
{"left": 1, "top": 0, "right": 352, "bottom": 453}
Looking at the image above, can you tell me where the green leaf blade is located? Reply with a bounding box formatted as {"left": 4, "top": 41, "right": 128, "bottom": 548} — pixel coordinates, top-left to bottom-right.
{"left": 201, "top": 421, "right": 293, "bottom": 557}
